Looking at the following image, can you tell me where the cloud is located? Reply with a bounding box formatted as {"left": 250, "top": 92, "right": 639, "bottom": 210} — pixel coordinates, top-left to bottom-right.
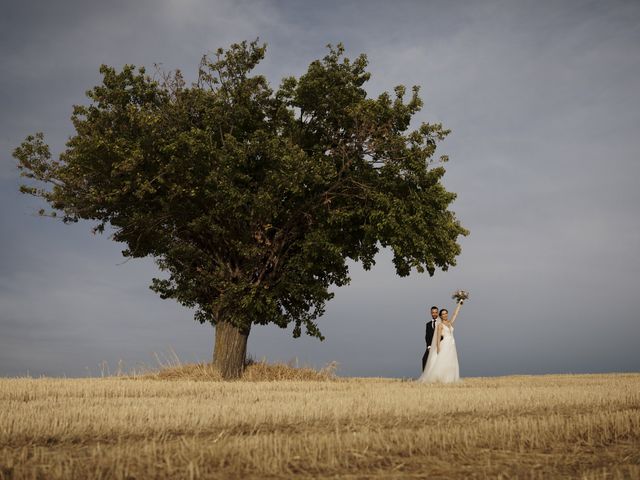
{"left": 1, "top": 0, "right": 639, "bottom": 378}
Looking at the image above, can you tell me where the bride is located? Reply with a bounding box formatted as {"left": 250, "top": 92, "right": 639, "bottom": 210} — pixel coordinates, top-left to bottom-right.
{"left": 418, "top": 300, "right": 464, "bottom": 383}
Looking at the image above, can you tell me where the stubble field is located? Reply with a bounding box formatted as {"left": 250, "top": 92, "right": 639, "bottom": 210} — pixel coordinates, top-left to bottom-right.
{"left": 1, "top": 373, "right": 638, "bottom": 479}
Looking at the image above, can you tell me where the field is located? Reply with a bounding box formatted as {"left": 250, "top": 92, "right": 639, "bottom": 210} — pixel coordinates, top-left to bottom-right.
{"left": 1, "top": 372, "right": 639, "bottom": 479}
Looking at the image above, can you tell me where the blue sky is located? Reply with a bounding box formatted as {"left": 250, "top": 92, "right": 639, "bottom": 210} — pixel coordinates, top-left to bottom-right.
{"left": 1, "top": 0, "right": 639, "bottom": 378}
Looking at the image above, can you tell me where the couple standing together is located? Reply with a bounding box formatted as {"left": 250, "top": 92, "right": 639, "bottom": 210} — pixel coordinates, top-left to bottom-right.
{"left": 417, "top": 292, "right": 467, "bottom": 383}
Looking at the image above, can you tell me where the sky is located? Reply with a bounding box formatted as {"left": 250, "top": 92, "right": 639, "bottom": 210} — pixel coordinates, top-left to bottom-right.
{"left": 1, "top": 0, "right": 639, "bottom": 378}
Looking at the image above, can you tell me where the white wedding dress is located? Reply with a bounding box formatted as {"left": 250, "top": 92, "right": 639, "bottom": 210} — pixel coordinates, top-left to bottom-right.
{"left": 418, "top": 322, "right": 460, "bottom": 383}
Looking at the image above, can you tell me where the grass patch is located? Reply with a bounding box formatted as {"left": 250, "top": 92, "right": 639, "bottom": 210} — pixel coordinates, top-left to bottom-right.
{"left": 139, "top": 359, "right": 338, "bottom": 382}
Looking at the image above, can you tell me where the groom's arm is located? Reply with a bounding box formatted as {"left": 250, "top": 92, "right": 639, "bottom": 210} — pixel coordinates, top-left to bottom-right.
{"left": 426, "top": 322, "right": 434, "bottom": 348}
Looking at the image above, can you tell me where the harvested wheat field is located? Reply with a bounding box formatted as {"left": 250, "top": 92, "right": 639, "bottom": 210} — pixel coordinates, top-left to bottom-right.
{"left": 1, "top": 370, "right": 639, "bottom": 479}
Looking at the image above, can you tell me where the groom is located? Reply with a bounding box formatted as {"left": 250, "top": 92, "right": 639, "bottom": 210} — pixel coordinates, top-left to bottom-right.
{"left": 422, "top": 306, "right": 440, "bottom": 370}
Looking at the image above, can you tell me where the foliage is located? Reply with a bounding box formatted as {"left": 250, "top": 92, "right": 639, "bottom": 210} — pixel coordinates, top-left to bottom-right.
{"left": 13, "top": 40, "right": 468, "bottom": 339}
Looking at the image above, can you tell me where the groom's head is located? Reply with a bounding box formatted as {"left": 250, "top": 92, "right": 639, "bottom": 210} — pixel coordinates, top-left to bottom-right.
{"left": 430, "top": 306, "right": 438, "bottom": 320}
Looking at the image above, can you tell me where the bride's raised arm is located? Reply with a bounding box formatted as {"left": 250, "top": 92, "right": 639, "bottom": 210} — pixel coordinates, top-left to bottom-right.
{"left": 450, "top": 301, "right": 463, "bottom": 325}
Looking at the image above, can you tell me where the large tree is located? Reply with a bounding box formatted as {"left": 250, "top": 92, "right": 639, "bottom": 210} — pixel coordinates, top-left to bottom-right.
{"left": 13, "top": 40, "right": 468, "bottom": 379}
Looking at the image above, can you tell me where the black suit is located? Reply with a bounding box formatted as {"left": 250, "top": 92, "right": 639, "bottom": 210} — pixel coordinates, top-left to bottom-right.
{"left": 422, "top": 318, "right": 438, "bottom": 371}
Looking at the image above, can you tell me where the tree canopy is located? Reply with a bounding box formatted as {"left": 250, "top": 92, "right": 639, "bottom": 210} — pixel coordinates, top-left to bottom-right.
{"left": 13, "top": 40, "right": 468, "bottom": 377}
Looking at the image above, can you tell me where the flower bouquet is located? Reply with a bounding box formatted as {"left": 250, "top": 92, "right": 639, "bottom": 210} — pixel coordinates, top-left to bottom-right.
{"left": 452, "top": 289, "right": 470, "bottom": 304}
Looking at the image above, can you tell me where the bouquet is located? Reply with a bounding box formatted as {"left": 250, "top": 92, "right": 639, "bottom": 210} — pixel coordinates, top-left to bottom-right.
{"left": 452, "top": 289, "right": 470, "bottom": 304}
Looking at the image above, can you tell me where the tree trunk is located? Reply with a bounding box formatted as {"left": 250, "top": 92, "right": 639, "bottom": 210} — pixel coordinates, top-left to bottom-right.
{"left": 212, "top": 320, "right": 250, "bottom": 380}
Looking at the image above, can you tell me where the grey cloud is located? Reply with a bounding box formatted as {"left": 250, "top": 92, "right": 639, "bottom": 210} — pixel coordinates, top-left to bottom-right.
{"left": 1, "top": 0, "right": 639, "bottom": 378}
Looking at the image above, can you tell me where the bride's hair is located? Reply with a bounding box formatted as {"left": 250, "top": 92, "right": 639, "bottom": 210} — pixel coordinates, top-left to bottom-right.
{"left": 439, "top": 308, "right": 448, "bottom": 316}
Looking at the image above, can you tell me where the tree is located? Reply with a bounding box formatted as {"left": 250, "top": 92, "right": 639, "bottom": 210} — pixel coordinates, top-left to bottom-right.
{"left": 13, "top": 40, "right": 468, "bottom": 379}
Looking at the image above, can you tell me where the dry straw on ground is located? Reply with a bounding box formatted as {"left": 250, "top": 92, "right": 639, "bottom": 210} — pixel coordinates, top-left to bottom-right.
{"left": 138, "top": 360, "right": 338, "bottom": 382}
{"left": 1, "top": 372, "right": 638, "bottom": 479}
{"left": 110, "top": 348, "right": 338, "bottom": 382}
